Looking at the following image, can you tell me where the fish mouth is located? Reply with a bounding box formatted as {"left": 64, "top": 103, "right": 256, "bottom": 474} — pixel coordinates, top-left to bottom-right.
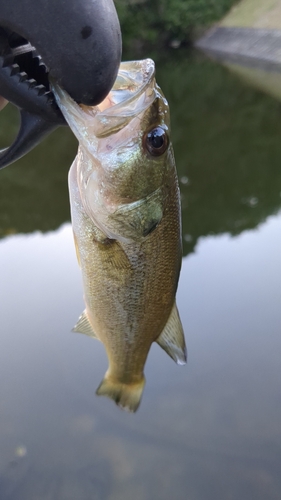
{"left": 94, "top": 60, "right": 156, "bottom": 113}
{"left": 52, "top": 59, "right": 157, "bottom": 141}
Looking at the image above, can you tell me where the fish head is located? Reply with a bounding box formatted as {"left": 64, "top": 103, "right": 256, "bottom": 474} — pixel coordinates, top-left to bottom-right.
{"left": 53, "top": 59, "right": 174, "bottom": 243}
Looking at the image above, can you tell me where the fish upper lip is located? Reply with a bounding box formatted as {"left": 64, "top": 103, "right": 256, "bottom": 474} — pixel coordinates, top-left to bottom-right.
{"left": 102, "top": 59, "right": 156, "bottom": 115}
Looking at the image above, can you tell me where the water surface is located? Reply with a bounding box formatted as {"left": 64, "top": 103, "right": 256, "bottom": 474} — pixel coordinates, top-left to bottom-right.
{"left": 0, "top": 51, "right": 281, "bottom": 499}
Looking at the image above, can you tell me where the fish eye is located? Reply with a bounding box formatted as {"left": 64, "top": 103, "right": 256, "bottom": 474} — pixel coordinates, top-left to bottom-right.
{"left": 144, "top": 126, "right": 169, "bottom": 156}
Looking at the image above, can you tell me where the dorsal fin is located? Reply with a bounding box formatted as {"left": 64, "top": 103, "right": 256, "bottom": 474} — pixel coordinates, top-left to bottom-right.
{"left": 72, "top": 310, "right": 99, "bottom": 340}
{"left": 156, "top": 302, "right": 187, "bottom": 365}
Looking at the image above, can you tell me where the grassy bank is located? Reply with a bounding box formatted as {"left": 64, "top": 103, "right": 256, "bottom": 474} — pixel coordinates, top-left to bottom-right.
{"left": 221, "top": 0, "right": 281, "bottom": 28}
{"left": 115, "top": 0, "right": 238, "bottom": 51}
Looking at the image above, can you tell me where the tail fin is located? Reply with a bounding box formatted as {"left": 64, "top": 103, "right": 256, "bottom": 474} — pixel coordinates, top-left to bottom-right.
{"left": 96, "top": 375, "right": 145, "bottom": 413}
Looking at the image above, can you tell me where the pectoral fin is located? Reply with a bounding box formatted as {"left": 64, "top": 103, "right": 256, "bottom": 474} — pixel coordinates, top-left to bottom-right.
{"left": 72, "top": 310, "right": 99, "bottom": 340}
{"left": 96, "top": 239, "right": 131, "bottom": 271}
{"left": 156, "top": 302, "right": 187, "bottom": 365}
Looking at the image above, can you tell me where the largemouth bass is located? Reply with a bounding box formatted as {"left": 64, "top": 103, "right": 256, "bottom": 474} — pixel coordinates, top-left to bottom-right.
{"left": 53, "top": 59, "right": 186, "bottom": 412}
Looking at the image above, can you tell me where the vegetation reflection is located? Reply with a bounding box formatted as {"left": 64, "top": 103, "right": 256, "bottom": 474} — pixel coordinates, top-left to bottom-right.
{"left": 1, "top": 52, "right": 281, "bottom": 256}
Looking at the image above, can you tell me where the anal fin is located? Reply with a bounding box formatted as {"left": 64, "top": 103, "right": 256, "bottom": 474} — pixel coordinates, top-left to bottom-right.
{"left": 72, "top": 309, "right": 99, "bottom": 340}
{"left": 156, "top": 302, "right": 187, "bottom": 365}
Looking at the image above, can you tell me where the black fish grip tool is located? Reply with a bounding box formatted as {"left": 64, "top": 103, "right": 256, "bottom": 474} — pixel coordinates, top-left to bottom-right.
{"left": 0, "top": 0, "right": 121, "bottom": 169}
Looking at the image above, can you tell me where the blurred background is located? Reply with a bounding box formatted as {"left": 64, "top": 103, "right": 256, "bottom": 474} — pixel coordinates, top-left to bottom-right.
{"left": 1, "top": 1, "right": 281, "bottom": 499}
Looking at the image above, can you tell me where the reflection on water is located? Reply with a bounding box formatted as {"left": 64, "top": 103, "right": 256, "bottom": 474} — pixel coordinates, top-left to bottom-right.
{"left": 0, "top": 105, "right": 76, "bottom": 238}
{"left": 1, "top": 220, "right": 281, "bottom": 499}
{"left": 2, "top": 52, "right": 281, "bottom": 257}
{"left": 1, "top": 50, "right": 281, "bottom": 498}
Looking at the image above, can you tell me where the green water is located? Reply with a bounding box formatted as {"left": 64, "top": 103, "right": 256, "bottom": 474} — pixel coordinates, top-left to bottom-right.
{"left": 0, "top": 51, "right": 281, "bottom": 499}
{"left": 1, "top": 51, "right": 281, "bottom": 255}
